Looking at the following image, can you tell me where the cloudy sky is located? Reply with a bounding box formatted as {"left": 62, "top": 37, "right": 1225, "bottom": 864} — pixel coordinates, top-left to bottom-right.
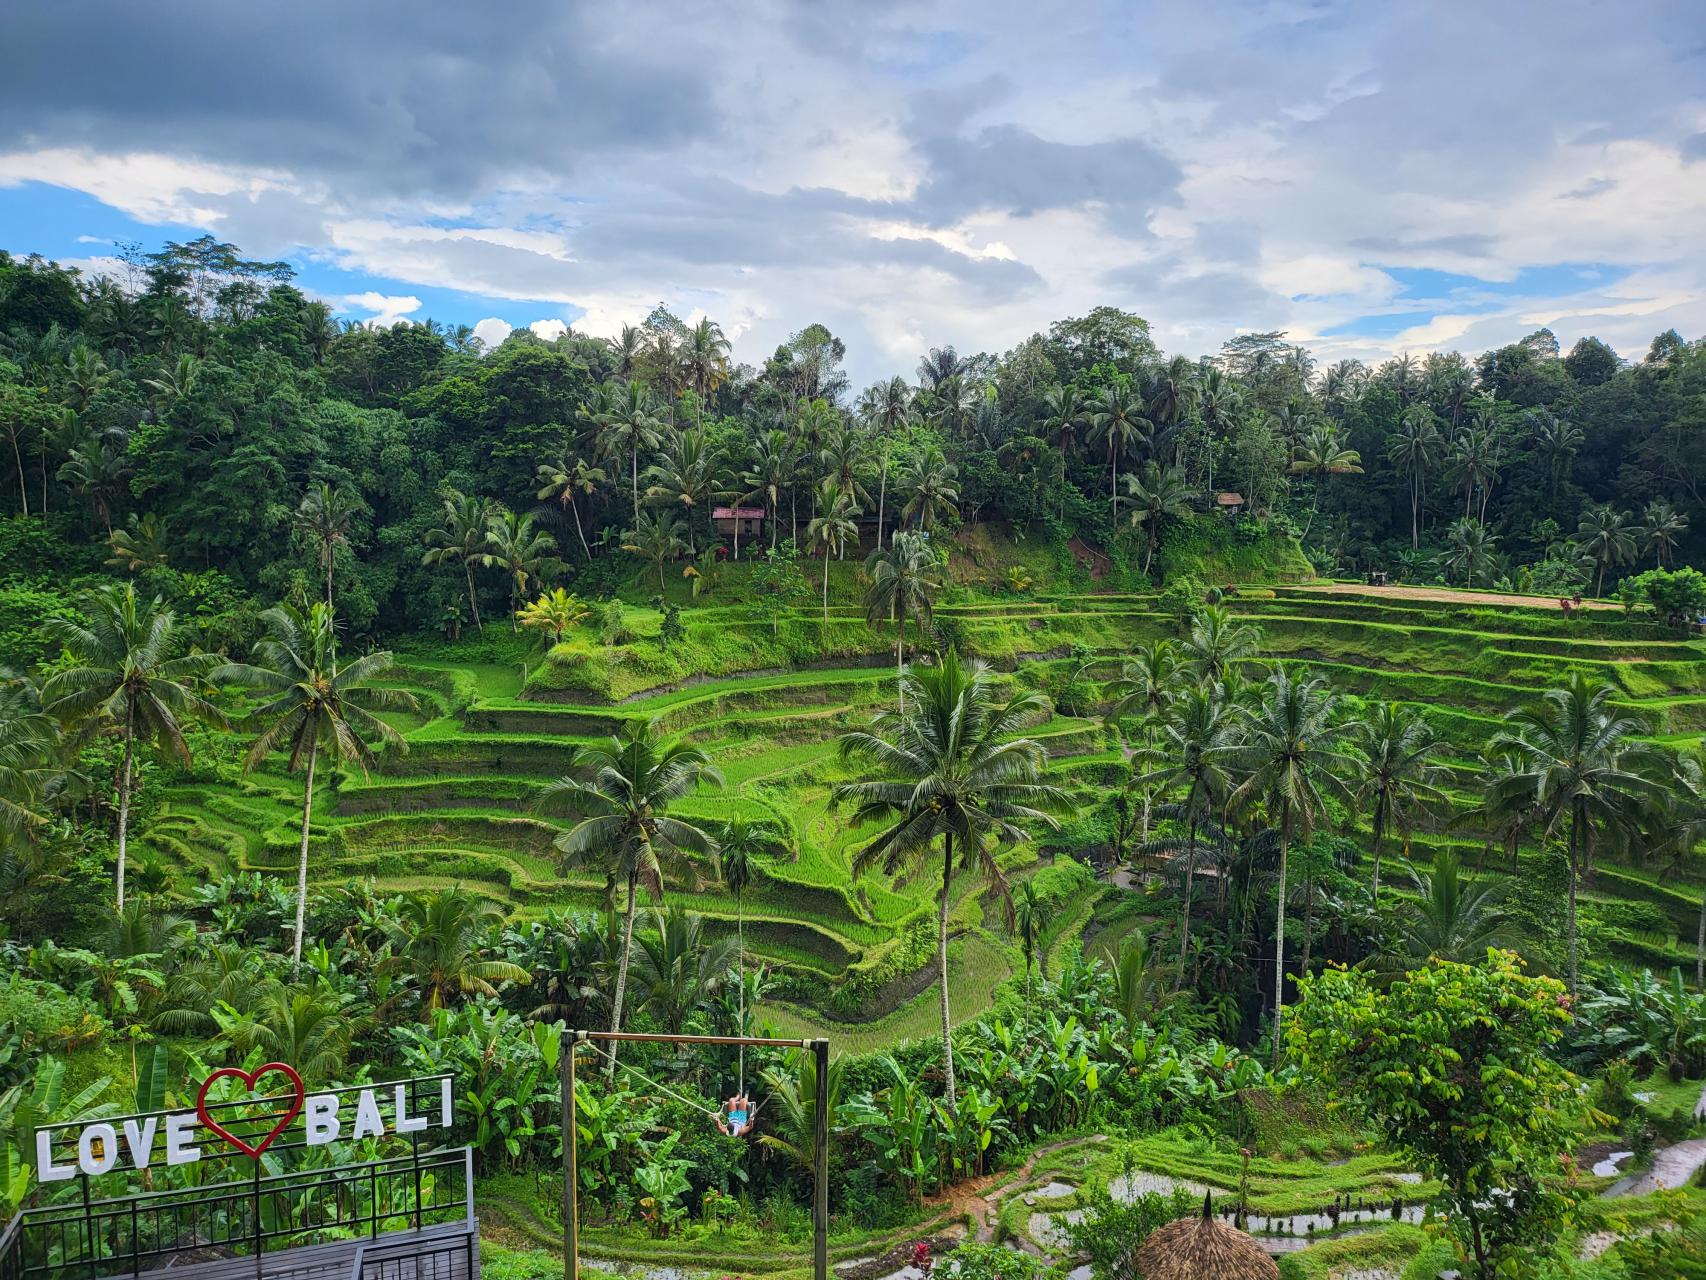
{"left": 2, "top": 1, "right": 1703, "bottom": 385}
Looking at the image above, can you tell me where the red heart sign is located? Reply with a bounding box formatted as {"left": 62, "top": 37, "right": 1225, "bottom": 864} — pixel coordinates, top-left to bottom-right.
{"left": 195, "top": 1063, "right": 306, "bottom": 1158}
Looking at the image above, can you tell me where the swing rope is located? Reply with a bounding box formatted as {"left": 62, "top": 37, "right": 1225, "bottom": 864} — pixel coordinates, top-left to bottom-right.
{"left": 737, "top": 887, "right": 746, "bottom": 1096}
{"left": 576, "top": 1037, "right": 772, "bottom": 1124}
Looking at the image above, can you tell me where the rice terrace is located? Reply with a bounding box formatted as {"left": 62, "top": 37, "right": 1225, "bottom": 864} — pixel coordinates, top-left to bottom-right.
{"left": 5, "top": 6, "right": 1706, "bottom": 1280}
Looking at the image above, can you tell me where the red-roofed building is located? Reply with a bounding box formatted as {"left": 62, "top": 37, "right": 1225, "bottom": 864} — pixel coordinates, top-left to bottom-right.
{"left": 714, "top": 506, "right": 766, "bottom": 541}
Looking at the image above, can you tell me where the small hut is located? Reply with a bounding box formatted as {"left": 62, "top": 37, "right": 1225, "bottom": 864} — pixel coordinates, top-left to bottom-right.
{"left": 1124, "top": 1194, "right": 1278, "bottom": 1280}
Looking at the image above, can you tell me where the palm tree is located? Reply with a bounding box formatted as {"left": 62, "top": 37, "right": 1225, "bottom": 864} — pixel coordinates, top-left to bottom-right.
{"left": 644, "top": 426, "right": 728, "bottom": 553}
{"left": 105, "top": 513, "right": 171, "bottom": 574}
{"left": 0, "top": 673, "right": 59, "bottom": 857}
{"left": 482, "top": 510, "right": 561, "bottom": 629}
{"left": 739, "top": 430, "right": 802, "bottom": 553}
{"left": 1040, "top": 384, "right": 1088, "bottom": 518}
{"left": 807, "top": 480, "right": 859, "bottom": 620}
{"left": 716, "top": 817, "right": 788, "bottom": 1048}
{"left": 1351, "top": 702, "right": 1450, "bottom": 896}
{"left": 1182, "top": 605, "right": 1261, "bottom": 684}
{"left": 1123, "top": 463, "right": 1199, "bottom": 577}
{"left": 43, "top": 584, "right": 224, "bottom": 910}
{"left": 1528, "top": 410, "right": 1583, "bottom": 507}
{"left": 758, "top": 1048, "right": 845, "bottom": 1176}
{"left": 1642, "top": 499, "right": 1688, "bottom": 567}
{"left": 630, "top": 907, "right": 741, "bottom": 1035}
{"left": 1488, "top": 675, "right": 1669, "bottom": 989}
{"left": 1086, "top": 387, "right": 1151, "bottom": 518}
{"left": 819, "top": 422, "right": 872, "bottom": 515}
{"left": 601, "top": 381, "right": 666, "bottom": 524}
{"left": 1287, "top": 424, "right": 1362, "bottom": 538}
{"left": 382, "top": 890, "right": 529, "bottom": 1016}
{"left": 537, "top": 723, "right": 722, "bottom": 1075}
{"left": 536, "top": 456, "right": 606, "bottom": 562}
{"left": 1224, "top": 668, "right": 1359, "bottom": 1061}
{"left": 58, "top": 437, "right": 131, "bottom": 536}
{"left": 1194, "top": 367, "right": 1240, "bottom": 499}
{"left": 294, "top": 481, "right": 360, "bottom": 610}
{"left": 863, "top": 531, "right": 943, "bottom": 710}
{"left": 683, "top": 318, "right": 731, "bottom": 420}
{"left": 215, "top": 603, "right": 414, "bottom": 967}
{"left": 422, "top": 490, "right": 498, "bottom": 633}
{"left": 1443, "top": 517, "right": 1500, "bottom": 587}
{"left": 1108, "top": 930, "right": 1181, "bottom": 1028}
{"left": 1387, "top": 407, "right": 1443, "bottom": 549}
{"left": 834, "top": 649, "right": 1075, "bottom": 1112}
{"left": 608, "top": 325, "right": 646, "bottom": 380}
{"left": 898, "top": 447, "right": 959, "bottom": 531}
{"left": 517, "top": 588, "right": 590, "bottom": 646}
{"left": 1147, "top": 356, "right": 1200, "bottom": 433}
{"left": 622, "top": 510, "right": 689, "bottom": 589}
{"left": 1577, "top": 504, "right": 1638, "bottom": 596}
{"left": 1392, "top": 849, "right": 1511, "bottom": 964}
{"left": 1444, "top": 414, "right": 1504, "bottom": 522}
{"left": 1011, "top": 878, "right": 1045, "bottom": 998}
{"left": 1139, "top": 682, "right": 1235, "bottom": 971}
{"left": 1106, "top": 640, "right": 1180, "bottom": 843}
{"left": 212, "top": 983, "right": 360, "bottom": 1081}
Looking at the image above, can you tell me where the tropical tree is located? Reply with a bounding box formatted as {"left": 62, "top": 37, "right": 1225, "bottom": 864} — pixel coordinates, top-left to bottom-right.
{"left": 482, "top": 510, "right": 561, "bottom": 629}
{"left": 294, "top": 481, "right": 359, "bottom": 610}
{"left": 834, "top": 649, "right": 1074, "bottom": 1112}
{"left": 536, "top": 456, "right": 606, "bottom": 562}
{"left": 898, "top": 446, "right": 959, "bottom": 531}
{"left": 212, "top": 984, "right": 361, "bottom": 1081}
{"left": 1105, "top": 640, "right": 1180, "bottom": 842}
{"left": 1445, "top": 412, "right": 1505, "bottom": 522}
{"left": 758, "top": 1048, "right": 845, "bottom": 1177}
{"left": 43, "top": 584, "right": 224, "bottom": 910}
{"left": 622, "top": 510, "right": 689, "bottom": 589}
{"left": 739, "top": 429, "right": 802, "bottom": 553}
{"left": 422, "top": 490, "right": 498, "bottom": 633}
{"left": 1577, "top": 504, "right": 1638, "bottom": 596}
{"left": 1224, "top": 668, "right": 1359, "bottom": 1060}
{"left": 683, "top": 318, "right": 731, "bottom": 418}
{"left": 1642, "top": 499, "right": 1688, "bottom": 568}
{"left": 1288, "top": 424, "right": 1362, "bottom": 538}
{"left": 214, "top": 603, "right": 415, "bottom": 968}
{"left": 1108, "top": 930, "right": 1181, "bottom": 1028}
{"left": 516, "top": 588, "right": 590, "bottom": 646}
{"left": 1488, "top": 675, "right": 1669, "bottom": 989}
{"left": 104, "top": 513, "right": 171, "bottom": 575}
{"left": 715, "top": 817, "right": 788, "bottom": 1039}
{"left": 1010, "top": 878, "right": 1045, "bottom": 998}
{"left": 1122, "top": 463, "right": 1198, "bottom": 577}
{"left": 0, "top": 674, "right": 59, "bottom": 858}
{"left": 1528, "top": 410, "right": 1583, "bottom": 506}
{"left": 1393, "top": 850, "right": 1511, "bottom": 964}
{"left": 630, "top": 907, "right": 741, "bottom": 1035}
{"left": 1352, "top": 702, "right": 1450, "bottom": 896}
{"left": 806, "top": 479, "right": 859, "bottom": 619}
{"left": 536, "top": 723, "right": 722, "bottom": 1075}
{"left": 863, "top": 531, "right": 942, "bottom": 709}
{"left": 644, "top": 426, "right": 728, "bottom": 553}
{"left": 601, "top": 381, "right": 666, "bottom": 523}
{"left": 1387, "top": 407, "right": 1443, "bottom": 548}
{"left": 1181, "top": 605, "right": 1261, "bottom": 684}
{"left": 1086, "top": 386, "right": 1150, "bottom": 517}
{"left": 1443, "top": 516, "right": 1500, "bottom": 587}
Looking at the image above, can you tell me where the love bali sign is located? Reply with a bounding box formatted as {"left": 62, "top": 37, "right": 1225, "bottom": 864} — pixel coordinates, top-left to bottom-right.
{"left": 36, "top": 1064, "right": 454, "bottom": 1182}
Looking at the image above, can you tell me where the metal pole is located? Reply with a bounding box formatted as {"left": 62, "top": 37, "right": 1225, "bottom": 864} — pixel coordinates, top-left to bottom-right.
{"left": 576, "top": 1032, "right": 810, "bottom": 1048}
{"left": 252, "top": 1157, "right": 263, "bottom": 1280}
{"left": 562, "top": 1029, "right": 580, "bottom": 1280}
{"left": 812, "top": 1038, "right": 829, "bottom": 1280}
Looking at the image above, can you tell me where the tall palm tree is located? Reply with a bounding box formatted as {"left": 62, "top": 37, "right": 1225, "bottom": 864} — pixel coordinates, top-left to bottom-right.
{"left": 684, "top": 318, "right": 732, "bottom": 421}
{"left": 482, "top": 511, "right": 561, "bottom": 629}
{"left": 536, "top": 456, "right": 606, "bottom": 562}
{"left": 1393, "top": 849, "right": 1511, "bottom": 965}
{"left": 1443, "top": 517, "right": 1500, "bottom": 587}
{"left": 1106, "top": 640, "right": 1181, "bottom": 842}
{"left": 294, "top": 481, "right": 360, "bottom": 610}
{"left": 1577, "top": 504, "right": 1638, "bottom": 595}
{"left": 1147, "top": 356, "right": 1200, "bottom": 434}
{"left": 1040, "top": 384, "right": 1089, "bottom": 518}
{"left": 601, "top": 381, "right": 666, "bottom": 524}
{"left": 740, "top": 429, "right": 802, "bottom": 553}
{"left": 1223, "top": 668, "right": 1359, "bottom": 1061}
{"left": 1488, "top": 675, "right": 1669, "bottom": 989}
{"left": 384, "top": 891, "right": 528, "bottom": 1016}
{"left": 1139, "top": 681, "right": 1235, "bottom": 971}
{"left": 1528, "top": 410, "right": 1583, "bottom": 507}
{"left": 834, "top": 649, "right": 1075, "bottom": 1112}
{"left": 1387, "top": 407, "right": 1443, "bottom": 549}
{"left": 898, "top": 447, "right": 959, "bottom": 532}
{"left": 857, "top": 377, "right": 915, "bottom": 548}
{"left": 716, "top": 817, "right": 788, "bottom": 1053}
{"left": 0, "top": 673, "right": 59, "bottom": 858}
{"left": 1352, "top": 702, "right": 1451, "bottom": 896}
{"left": 1087, "top": 387, "right": 1151, "bottom": 518}
{"left": 1011, "top": 878, "right": 1045, "bottom": 999}
{"left": 1287, "top": 424, "right": 1362, "bottom": 538}
{"left": 1642, "top": 499, "right": 1688, "bottom": 568}
{"left": 608, "top": 324, "right": 646, "bottom": 379}
{"left": 863, "top": 531, "right": 943, "bottom": 710}
{"left": 105, "top": 513, "right": 171, "bottom": 575}
{"left": 537, "top": 723, "right": 722, "bottom": 1075}
{"left": 819, "top": 422, "right": 872, "bottom": 515}
{"left": 43, "top": 584, "right": 224, "bottom": 909}
{"left": 1122, "top": 463, "right": 1199, "bottom": 577}
{"left": 1194, "top": 367, "right": 1240, "bottom": 500}
{"left": 630, "top": 907, "right": 741, "bottom": 1036}
{"left": 215, "top": 603, "right": 416, "bottom": 968}
{"left": 1182, "top": 605, "right": 1262, "bottom": 684}
{"left": 807, "top": 480, "right": 859, "bottom": 619}
{"left": 57, "top": 437, "right": 131, "bottom": 536}
{"left": 1444, "top": 415, "right": 1504, "bottom": 522}
{"left": 644, "top": 426, "right": 728, "bottom": 553}
{"left": 622, "top": 510, "right": 689, "bottom": 589}
{"left": 422, "top": 490, "right": 498, "bottom": 633}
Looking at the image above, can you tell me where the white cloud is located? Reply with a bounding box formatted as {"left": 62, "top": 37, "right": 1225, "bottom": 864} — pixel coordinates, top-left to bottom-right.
{"left": 472, "top": 316, "right": 513, "bottom": 350}
{"left": 343, "top": 291, "right": 421, "bottom": 327}
{"left": 528, "top": 318, "right": 568, "bottom": 341}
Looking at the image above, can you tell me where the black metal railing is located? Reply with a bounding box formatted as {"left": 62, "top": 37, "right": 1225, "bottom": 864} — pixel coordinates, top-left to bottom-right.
{"left": 348, "top": 1229, "right": 477, "bottom": 1280}
{"left": 0, "top": 1148, "right": 472, "bottom": 1280}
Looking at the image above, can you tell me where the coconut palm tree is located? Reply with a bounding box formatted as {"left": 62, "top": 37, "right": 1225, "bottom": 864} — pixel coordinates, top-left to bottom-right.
{"left": 644, "top": 426, "right": 728, "bottom": 553}
{"left": 1488, "top": 675, "right": 1669, "bottom": 989}
{"left": 294, "top": 481, "right": 360, "bottom": 610}
{"left": 1642, "top": 499, "right": 1688, "bottom": 568}
{"left": 1443, "top": 516, "right": 1500, "bottom": 587}
{"left": 1577, "top": 504, "right": 1638, "bottom": 596}
{"left": 1528, "top": 410, "right": 1583, "bottom": 507}
{"left": 684, "top": 318, "right": 732, "bottom": 420}
{"left": 1194, "top": 366, "right": 1240, "bottom": 499}
{"left": 0, "top": 672, "right": 59, "bottom": 858}
{"left": 715, "top": 817, "right": 789, "bottom": 1041}
{"left": 863, "top": 531, "right": 943, "bottom": 710}
{"left": 1147, "top": 356, "right": 1200, "bottom": 434}
{"left": 834, "top": 649, "right": 1075, "bottom": 1112}
{"left": 57, "top": 436, "right": 131, "bottom": 536}
{"left": 819, "top": 422, "right": 872, "bottom": 516}
{"left": 1444, "top": 414, "right": 1504, "bottom": 522}
{"left": 1392, "top": 849, "right": 1511, "bottom": 965}
{"left": 482, "top": 510, "right": 561, "bottom": 629}
{"left": 104, "top": 513, "right": 171, "bottom": 575}
{"left": 1011, "top": 878, "right": 1045, "bottom": 998}
{"left": 211, "top": 983, "right": 360, "bottom": 1081}
{"left": 1387, "top": 407, "right": 1443, "bottom": 548}
{"left": 1123, "top": 463, "right": 1199, "bottom": 577}
{"left": 1086, "top": 387, "right": 1151, "bottom": 518}
{"left": 622, "top": 510, "right": 689, "bottom": 589}
{"left": 739, "top": 429, "right": 802, "bottom": 554}
{"left": 536, "top": 456, "right": 606, "bottom": 562}
{"left": 630, "top": 907, "right": 741, "bottom": 1036}
{"left": 1108, "top": 930, "right": 1181, "bottom": 1028}
{"left": 807, "top": 480, "right": 859, "bottom": 619}
{"left": 1288, "top": 424, "right": 1362, "bottom": 538}
{"left": 382, "top": 890, "right": 529, "bottom": 1017}
{"left": 1351, "top": 702, "right": 1451, "bottom": 896}
{"left": 536, "top": 723, "right": 722, "bottom": 1075}
{"left": 1182, "top": 605, "right": 1262, "bottom": 684}
{"left": 898, "top": 446, "right": 959, "bottom": 531}
{"left": 43, "top": 584, "right": 224, "bottom": 910}
{"left": 1223, "top": 668, "right": 1359, "bottom": 1061}
{"left": 516, "top": 587, "right": 590, "bottom": 647}
{"left": 1106, "top": 640, "right": 1181, "bottom": 842}
{"left": 422, "top": 490, "right": 498, "bottom": 633}
{"left": 601, "top": 381, "right": 666, "bottom": 524}
{"left": 214, "top": 602, "right": 415, "bottom": 968}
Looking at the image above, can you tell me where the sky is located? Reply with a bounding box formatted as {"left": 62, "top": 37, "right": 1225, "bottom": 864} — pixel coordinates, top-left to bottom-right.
{"left": 2, "top": 0, "right": 1703, "bottom": 387}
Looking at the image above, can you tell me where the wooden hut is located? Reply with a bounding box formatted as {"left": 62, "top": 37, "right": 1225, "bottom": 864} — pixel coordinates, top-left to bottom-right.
{"left": 1124, "top": 1194, "right": 1278, "bottom": 1280}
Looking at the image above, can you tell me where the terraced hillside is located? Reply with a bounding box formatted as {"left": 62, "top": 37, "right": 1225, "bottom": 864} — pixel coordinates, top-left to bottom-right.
{"left": 139, "top": 582, "right": 1706, "bottom": 1047}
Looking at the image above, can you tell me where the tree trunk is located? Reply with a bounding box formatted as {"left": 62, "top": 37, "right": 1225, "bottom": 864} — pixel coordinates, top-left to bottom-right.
{"left": 733, "top": 512, "right": 741, "bottom": 563}
{"left": 291, "top": 738, "right": 318, "bottom": 970}
{"left": 324, "top": 550, "right": 334, "bottom": 609}
{"left": 571, "top": 501, "right": 592, "bottom": 561}
{"left": 632, "top": 447, "right": 640, "bottom": 525}
{"left": 876, "top": 451, "right": 888, "bottom": 550}
{"left": 1271, "top": 809, "right": 1290, "bottom": 1068}
{"left": 115, "top": 703, "right": 135, "bottom": 910}
{"left": 8, "top": 431, "right": 28, "bottom": 517}
{"left": 1696, "top": 880, "right": 1704, "bottom": 989}
{"left": 1300, "top": 864, "right": 1315, "bottom": 979}
{"left": 938, "top": 832, "right": 957, "bottom": 1115}
{"left": 1370, "top": 807, "right": 1385, "bottom": 897}
{"left": 608, "top": 871, "right": 639, "bottom": 1079}
{"left": 1110, "top": 447, "right": 1119, "bottom": 520}
{"left": 896, "top": 611, "right": 905, "bottom": 712}
{"left": 736, "top": 881, "right": 746, "bottom": 1092}
{"left": 1140, "top": 724, "right": 1153, "bottom": 842}
{"left": 821, "top": 548, "right": 830, "bottom": 620}
{"left": 1566, "top": 814, "right": 1580, "bottom": 993}
{"left": 1179, "top": 811, "right": 1198, "bottom": 978}
{"left": 464, "top": 562, "right": 483, "bottom": 633}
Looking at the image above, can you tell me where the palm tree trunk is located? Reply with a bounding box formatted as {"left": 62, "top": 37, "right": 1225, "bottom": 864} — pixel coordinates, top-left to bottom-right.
{"left": 632, "top": 447, "right": 640, "bottom": 525}
{"left": 1110, "top": 448, "right": 1119, "bottom": 520}
{"left": 1696, "top": 883, "right": 1704, "bottom": 989}
{"left": 1271, "top": 808, "right": 1290, "bottom": 1068}
{"left": 572, "top": 502, "right": 591, "bottom": 561}
{"left": 464, "top": 562, "right": 483, "bottom": 633}
{"left": 1566, "top": 814, "right": 1580, "bottom": 993}
{"left": 896, "top": 612, "right": 905, "bottom": 712}
{"left": 324, "top": 549, "right": 335, "bottom": 609}
{"left": 291, "top": 738, "right": 318, "bottom": 971}
{"left": 1179, "top": 811, "right": 1198, "bottom": 977}
{"left": 876, "top": 451, "right": 888, "bottom": 550}
{"left": 736, "top": 882, "right": 746, "bottom": 1093}
{"left": 8, "top": 430, "right": 28, "bottom": 517}
{"left": 733, "top": 512, "right": 741, "bottom": 563}
{"left": 1300, "top": 864, "right": 1315, "bottom": 979}
{"left": 821, "top": 550, "right": 830, "bottom": 620}
{"left": 1370, "top": 808, "right": 1385, "bottom": 897}
{"left": 608, "top": 872, "right": 638, "bottom": 1079}
{"left": 115, "top": 703, "right": 134, "bottom": 910}
{"left": 938, "top": 832, "right": 957, "bottom": 1115}
{"left": 1140, "top": 724, "right": 1154, "bottom": 842}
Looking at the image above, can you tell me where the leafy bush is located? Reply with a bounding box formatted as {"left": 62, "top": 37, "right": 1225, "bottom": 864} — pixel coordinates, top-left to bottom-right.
{"left": 944, "top": 1243, "right": 1060, "bottom": 1280}
{"left": 0, "top": 976, "right": 108, "bottom": 1055}
{"left": 1059, "top": 1179, "right": 1194, "bottom": 1280}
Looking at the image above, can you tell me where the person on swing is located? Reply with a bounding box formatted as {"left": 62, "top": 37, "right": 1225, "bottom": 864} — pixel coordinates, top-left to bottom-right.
{"left": 718, "top": 1092, "right": 753, "bottom": 1137}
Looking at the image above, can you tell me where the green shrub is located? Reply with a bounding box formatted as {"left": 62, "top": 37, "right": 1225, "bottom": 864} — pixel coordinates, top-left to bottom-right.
{"left": 0, "top": 976, "right": 108, "bottom": 1055}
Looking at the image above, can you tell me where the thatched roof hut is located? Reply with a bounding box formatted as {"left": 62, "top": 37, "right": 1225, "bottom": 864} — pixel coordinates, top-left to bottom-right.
{"left": 1124, "top": 1194, "right": 1278, "bottom": 1280}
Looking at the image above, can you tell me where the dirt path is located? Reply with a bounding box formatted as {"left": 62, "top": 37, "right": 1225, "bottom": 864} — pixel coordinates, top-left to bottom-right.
{"left": 921, "top": 1134, "right": 1108, "bottom": 1246}
{"left": 1295, "top": 582, "right": 1618, "bottom": 611}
